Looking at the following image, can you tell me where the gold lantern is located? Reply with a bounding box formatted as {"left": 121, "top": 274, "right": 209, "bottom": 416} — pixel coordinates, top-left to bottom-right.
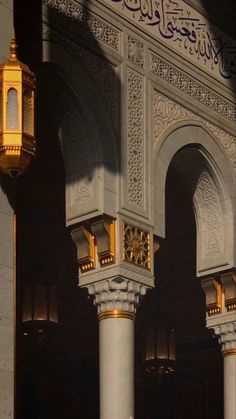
{"left": 0, "top": 35, "right": 36, "bottom": 177}
{"left": 144, "top": 318, "right": 176, "bottom": 379}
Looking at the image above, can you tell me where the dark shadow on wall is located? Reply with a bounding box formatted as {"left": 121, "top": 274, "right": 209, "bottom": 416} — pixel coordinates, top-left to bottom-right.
{"left": 13, "top": 0, "right": 121, "bottom": 418}
{"left": 135, "top": 158, "right": 223, "bottom": 419}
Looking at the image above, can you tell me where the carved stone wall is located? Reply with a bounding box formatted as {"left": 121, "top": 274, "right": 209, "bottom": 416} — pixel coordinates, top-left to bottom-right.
{"left": 59, "top": 103, "right": 100, "bottom": 221}
{"left": 43, "top": 0, "right": 121, "bottom": 52}
{"left": 153, "top": 91, "right": 236, "bottom": 169}
{"left": 153, "top": 90, "right": 234, "bottom": 274}
{"left": 42, "top": 25, "right": 119, "bottom": 128}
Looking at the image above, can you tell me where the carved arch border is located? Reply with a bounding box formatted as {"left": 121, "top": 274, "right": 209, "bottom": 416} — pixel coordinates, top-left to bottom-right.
{"left": 153, "top": 123, "right": 235, "bottom": 276}
{"left": 42, "top": 37, "right": 119, "bottom": 226}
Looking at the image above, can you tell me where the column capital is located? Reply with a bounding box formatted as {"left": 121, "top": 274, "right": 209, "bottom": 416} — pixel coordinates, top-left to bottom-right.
{"left": 86, "top": 277, "right": 148, "bottom": 316}
{"left": 213, "top": 321, "right": 236, "bottom": 353}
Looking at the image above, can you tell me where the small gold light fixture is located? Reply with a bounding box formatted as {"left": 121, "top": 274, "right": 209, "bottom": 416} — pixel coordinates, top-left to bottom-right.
{"left": 22, "top": 284, "right": 59, "bottom": 337}
{"left": 144, "top": 319, "right": 176, "bottom": 379}
{"left": 0, "top": 34, "right": 36, "bottom": 177}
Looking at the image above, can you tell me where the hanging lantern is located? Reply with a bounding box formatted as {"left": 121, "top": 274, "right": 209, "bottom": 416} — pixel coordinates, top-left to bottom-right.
{"left": 22, "top": 284, "right": 59, "bottom": 336}
{"left": 144, "top": 319, "right": 176, "bottom": 378}
{"left": 0, "top": 34, "right": 36, "bottom": 177}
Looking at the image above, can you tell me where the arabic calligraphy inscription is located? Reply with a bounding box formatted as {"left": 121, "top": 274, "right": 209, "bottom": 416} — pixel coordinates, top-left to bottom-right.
{"left": 103, "top": 0, "right": 236, "bottom": 82}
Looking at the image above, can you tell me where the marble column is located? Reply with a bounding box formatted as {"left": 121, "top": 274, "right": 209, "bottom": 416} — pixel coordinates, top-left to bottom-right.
{"left": 88, "top": 278, "right": 147, "bottom": 419}
{"left": 214, "top": 321, "right": 236, "bottom": 419}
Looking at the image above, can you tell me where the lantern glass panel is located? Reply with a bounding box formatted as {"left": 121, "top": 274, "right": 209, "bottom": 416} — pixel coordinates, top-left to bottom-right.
{"left": 6, "top": 88, "right": 18, "bottom": 130}
{"left": 34, "top": 285, "right": 47, "bottom": 321}
{"left": 145, "top": 329, "right": 156, "bottom": 361}
{"left": 49, "top": 286, "right": 59, "bottom": 323}
{"left": 22, "top": 285, "right": 32, "bottom": 322}
{"left": 23, "top": 88, "right": 33, "bottom": 135}
{"left": 169, "top": 329, "right": 176, "bottom": 361}
{"left": 156, "top": 325, "right": 168, "bottom": 360}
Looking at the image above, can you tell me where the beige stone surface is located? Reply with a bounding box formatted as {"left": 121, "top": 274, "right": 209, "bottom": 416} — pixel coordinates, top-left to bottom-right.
{"left": 0, "top": 369, "right": 14, "bottom": 419}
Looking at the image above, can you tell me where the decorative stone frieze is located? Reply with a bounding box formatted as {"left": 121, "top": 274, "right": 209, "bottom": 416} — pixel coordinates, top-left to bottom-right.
{"left": 153, "top": 91, "right": 236, "bottom": 168}
{"left": 151, "top": 53, "right": 236, "bottom": 123}
{"left": 87, "top": 277, "right": 147, "bottom": 314}
{"left": 43, "top": 0, "right": 121, "bottom": 52}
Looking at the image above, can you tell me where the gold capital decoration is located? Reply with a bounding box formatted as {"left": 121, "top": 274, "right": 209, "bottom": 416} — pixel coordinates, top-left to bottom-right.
{"left": 221, "top": 271, "right": 236, "bottom": 311}
{"left": 123, "top": 223, "right": 150, "bottom": 269}
{"left": 71, "top": 226, "right": 95, "bottom": 272}
{"left": 98, "top": 309, "right": 135, "bottom": 321}
{"left": 201, "top": 277, "right": 222, "bottom": 316}
{"left": 91, "top": 216, "right": 115, "bottom": 267}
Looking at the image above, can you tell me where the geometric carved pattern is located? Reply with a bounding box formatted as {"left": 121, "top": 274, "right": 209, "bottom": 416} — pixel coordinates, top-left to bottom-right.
{"left": 123, "top": 223, "right": 150, "bottom": 269}
{"left": 153, "top": 91, "right": 236, "bottom": 169}
{"left": 127, "top": 68, "right": 144, "bottom": 207}
{"left": 127, "top": 35, "right": 144, "bottom": 69}
{"left": 43, "top": 0, "right": 120, "bottom": 52}
{"left": 151, "top": 52, "right": 236, "bottom": 123}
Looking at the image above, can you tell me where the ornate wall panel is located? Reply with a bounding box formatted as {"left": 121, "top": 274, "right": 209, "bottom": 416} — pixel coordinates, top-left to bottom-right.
{"left": 126, "top": 68, "right": 145, "bottom": 212}
{"left": 153, "top": 91, "right": 236, "bottom": 169}
{"left": 193, "top": 170, "right": 226, "bottom": 273}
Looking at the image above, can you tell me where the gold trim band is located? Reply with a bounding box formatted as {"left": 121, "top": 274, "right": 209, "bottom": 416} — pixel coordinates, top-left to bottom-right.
{"left": 98, "top": 309, "right": 135, "bottom": 321}
{"left": 223, "top": 349, "right": 236, "bottom": 357}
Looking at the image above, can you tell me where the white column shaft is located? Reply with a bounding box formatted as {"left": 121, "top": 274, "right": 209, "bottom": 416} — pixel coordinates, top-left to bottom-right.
{"left": 99, "top": 317, "right": 134, "bottom": 419}
{"left": 224, "top": 354, "right": 236, "bottom": 419}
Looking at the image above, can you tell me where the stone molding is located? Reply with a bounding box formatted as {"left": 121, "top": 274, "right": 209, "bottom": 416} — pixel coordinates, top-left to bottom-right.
{"left": 213, "top": 321, "right": 236, "bottom": 352}
{"left": 87, "top": 277, "right": 147, "bottom": 314}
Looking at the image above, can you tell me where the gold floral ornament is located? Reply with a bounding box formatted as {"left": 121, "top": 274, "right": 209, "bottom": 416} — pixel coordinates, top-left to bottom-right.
{"left": 123, "top": 223, "right": 150, "bottom": 269}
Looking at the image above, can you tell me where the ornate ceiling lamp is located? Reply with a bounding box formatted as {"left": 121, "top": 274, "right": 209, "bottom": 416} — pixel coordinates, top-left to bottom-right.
{"left": 0, "top": 34, "right": 36, "bottom": 177}
{"left": 144, "top": 318, "right": 176, "bottom": 379}
{"left": 22, "top": 284, "right": 59, "bottom": 337}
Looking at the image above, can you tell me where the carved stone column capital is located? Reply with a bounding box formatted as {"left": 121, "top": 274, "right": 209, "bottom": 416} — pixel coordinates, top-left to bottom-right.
{"left": 213, "top": 321, "right": 236, "bottom": 354}
{"left": 86, "top": 277, "right": 147, "bottom": 316}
